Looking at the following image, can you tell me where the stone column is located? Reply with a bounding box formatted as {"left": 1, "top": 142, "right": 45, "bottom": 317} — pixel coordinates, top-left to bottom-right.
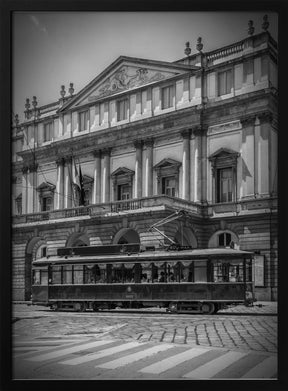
{"left": 102, "top": 149, "right": 111, "bottom": 202}
{"left": 193, "top": 127, "right": 202, "bottom": 202}
{"left": 22, "top": 166, "right": 28, "bottom": 214}
{"left": 144, "top": 138, "right": 154, "bottom": 196}
{"left": 134, "top": 140, "right": 143, "bottom": 198}
{"left": 257, "top": 112, "right": 272, "bottom": 196}
{"left": 240, "top": 116, "right": 256, "bottom": 198}
{"left": 64, "top": 156, "right": 72, "bottom": 208}
{"left": 92, "top": 150, "right": 102, "bottom": 204}
{"left": 201, "top": 127, "right": 208, "bottom": 203}
{"left": 26, "top": 165, "right": 35, "bottom": 213}
{"left": 56, "top": 157, "right": 65, "bottom": 209}
{"left": 181, "top": 129, "right": 191, "bottom": 200}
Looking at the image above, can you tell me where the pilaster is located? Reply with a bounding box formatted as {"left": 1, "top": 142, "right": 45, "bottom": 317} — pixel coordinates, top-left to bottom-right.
{"left": 134, "top": 140, "right": 143, "bottom": 198}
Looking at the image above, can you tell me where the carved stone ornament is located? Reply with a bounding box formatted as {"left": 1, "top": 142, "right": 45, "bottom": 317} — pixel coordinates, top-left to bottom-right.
{"left": 133, "top": 140, "right": 143, "bottom": 149}
{"left": 258, "top": 111, "right": 273, "bottom": 124}
{"left": 181, "top": 129, "right": 192, "bottom": 139}
{"left": 88, "top": 67, "right": 166, "bottom": 101}
{"left": 144, "top": 138, "right": 154, "bottom": 148}
{"left": 56, "top": 157, "right": 65, "bottom": 166}
{"left": 240, "top": 115, "right": 256, "bottom": 127}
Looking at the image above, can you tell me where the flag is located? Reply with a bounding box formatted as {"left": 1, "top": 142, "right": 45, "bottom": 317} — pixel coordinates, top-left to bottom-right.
{"left": 79, "top": 165, "right": 85, "bottom": 206}
{"left": 72, "top": 159, "right": 80, "bottom": 189}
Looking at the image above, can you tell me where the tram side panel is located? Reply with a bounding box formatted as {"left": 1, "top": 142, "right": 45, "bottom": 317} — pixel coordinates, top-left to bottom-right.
{"left": 42, "top": 282, "right": 247, "bottom": 305}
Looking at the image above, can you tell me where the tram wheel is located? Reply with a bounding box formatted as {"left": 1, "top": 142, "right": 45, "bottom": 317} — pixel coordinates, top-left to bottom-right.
{"left": 201, "top": 302, "right": 215, "bottom": 314}
{"left": 92, "top": 302, "right": 99, "bottom": 312}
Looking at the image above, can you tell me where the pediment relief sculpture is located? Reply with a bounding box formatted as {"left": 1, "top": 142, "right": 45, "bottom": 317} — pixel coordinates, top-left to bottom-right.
{"left": 88, "top": 66, "right": 167, "bottom": 102}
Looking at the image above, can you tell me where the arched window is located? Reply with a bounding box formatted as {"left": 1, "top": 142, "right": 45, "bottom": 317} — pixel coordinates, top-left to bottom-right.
{"left": 218, "top": 232, "right": 232, "bottom": 247}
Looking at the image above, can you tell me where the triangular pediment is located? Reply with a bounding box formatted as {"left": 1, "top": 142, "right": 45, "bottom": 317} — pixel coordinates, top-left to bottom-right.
{"left": 59, "top": 56, "right": 196, "bottom": 111}
{"left": 154, "top": 158, "right": 182, "bottom": 170}
{"left": 36, "top": 182, "right": 56, "bottom": 191}
{"left": 208, "top": 148, "right": 239, "bottom": 160}
{"left": 111, "top": 167, "right": 135, "bottom": 178}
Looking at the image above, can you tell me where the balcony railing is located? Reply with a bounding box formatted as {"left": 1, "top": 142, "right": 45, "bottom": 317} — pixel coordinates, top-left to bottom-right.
{"left": 12, "top": 195, "right": 277, "bottom": 225}
{"left": 12, "top": 195, "right": 204, "bottom": 225}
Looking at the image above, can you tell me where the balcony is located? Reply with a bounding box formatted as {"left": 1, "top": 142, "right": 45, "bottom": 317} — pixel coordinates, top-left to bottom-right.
{"left": 12, "top": 195, "right": 204, "bottom": 226}
{"left": 12, "top": 195, "right": 277, "bottom": 227}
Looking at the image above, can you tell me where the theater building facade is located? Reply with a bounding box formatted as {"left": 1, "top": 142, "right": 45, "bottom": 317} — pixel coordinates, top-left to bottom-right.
{"left": 12, "top": 23, "right": 278, "bottom": 301}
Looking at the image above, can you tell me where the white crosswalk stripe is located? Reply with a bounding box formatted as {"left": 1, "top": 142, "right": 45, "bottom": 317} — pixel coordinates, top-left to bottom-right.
{"left": 241, "top": 356, "right": 277, "bottom": 379}
{"left": 183, "top": 351, "right": 248, "bottom": 379}
{"left": 26, "top": 340, "right": 114, "bottom": 362}
{"left": 96, "top": 343, "right": 175, "bottom": 369}
{"left": 16, "top": 338, "right": 277, "bottom": 379}
{"left": 139, "top": 347, "right": 209, "bottom": 374}
{"left": 59, "top": 341, "right": 143, "bottom": 365}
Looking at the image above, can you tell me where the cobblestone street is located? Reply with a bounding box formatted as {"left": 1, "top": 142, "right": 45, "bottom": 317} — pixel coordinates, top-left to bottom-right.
{"left": 13, "top": 302, "right": 277, "bottom": 354}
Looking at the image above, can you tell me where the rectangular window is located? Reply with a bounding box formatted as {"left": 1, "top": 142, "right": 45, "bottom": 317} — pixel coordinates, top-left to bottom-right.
{"left": 218, "top": 70, "right": 232, "bottom": 96}
{"left": 162, "top": 177, "right": 176, "bottom": 197}
{"left": 42, "top": 196, "right": 53, "bottom": 211}
{"left": 217, "top": 168, "right": 233, "bottom": 203}
{"left": 79, "top": 110, "right": 88, "bottom": 131}
{"left": 44, "top": 122, "right": 53, "bottom": 142}
{"left": 117, "top": 99, "right": 128, "bottom": 121}
{"left": 162, "top": 85, "right": 174, "bottom": 109}
{"left": 16, "top": 197, "right": 22, "bottom": 215}
{"left": 117, "top": 184, "right": 131, "bottom": 200}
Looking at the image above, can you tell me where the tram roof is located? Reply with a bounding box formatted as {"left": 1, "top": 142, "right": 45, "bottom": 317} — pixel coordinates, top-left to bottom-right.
{"left": 32, "top": 248, "right": 253, "bottom": 266}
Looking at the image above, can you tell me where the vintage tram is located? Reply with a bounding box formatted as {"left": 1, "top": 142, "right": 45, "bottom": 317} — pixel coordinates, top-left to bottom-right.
{"left": 31, "top": 243, "right": 255, "bottom": 314}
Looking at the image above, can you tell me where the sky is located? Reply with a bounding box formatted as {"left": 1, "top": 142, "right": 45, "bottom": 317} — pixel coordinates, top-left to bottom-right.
{"left": 12, "top": 12, "right": 278, "bottom": 122}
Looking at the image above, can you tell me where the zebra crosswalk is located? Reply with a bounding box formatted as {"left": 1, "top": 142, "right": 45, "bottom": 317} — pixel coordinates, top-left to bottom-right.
{"left": 13, "top": 337, "right": 277, "bottom": 379}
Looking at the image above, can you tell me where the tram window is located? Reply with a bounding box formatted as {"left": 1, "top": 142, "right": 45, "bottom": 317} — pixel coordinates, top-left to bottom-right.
{"left": 141, "top": 264, "right": 152, "bottom": 282}
{"left": 84, "top": 265, "right": 98, "bottom": 284}
{"left": 51, "top": 266, "right": 62, "bottom": 284}
{"left": 134, "top": 264, "right": 142, "bottom": 283}
{"left": 73, "top": 265, "right": 83, "bottom": 284}
{"left": 41, "top": 270, "right": 48, "bottom": 285}
{"left": 194, "top": 261, "right": 207, "bottom": 282}
{"left": 33, "top": 270, "right": 41, "bottom": 285}
{"left": 95, "top": 265, "right": 106, "bottom": 283}
{"left": 63, "top": 265, "right": 73, "bottom": 284}
{"left": 111, "top": 265, "right": 123, "bottom": 283}
{"left": 151, "top": 263, "right": 158, "bottom": 282}
{"left": 212, "top": 260, "right": 243, "bottom": 282}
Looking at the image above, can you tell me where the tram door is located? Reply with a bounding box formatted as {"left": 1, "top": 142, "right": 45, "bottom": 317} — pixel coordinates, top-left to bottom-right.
{"left": 194, "top": 261, "right": 207, "bottom": 282}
